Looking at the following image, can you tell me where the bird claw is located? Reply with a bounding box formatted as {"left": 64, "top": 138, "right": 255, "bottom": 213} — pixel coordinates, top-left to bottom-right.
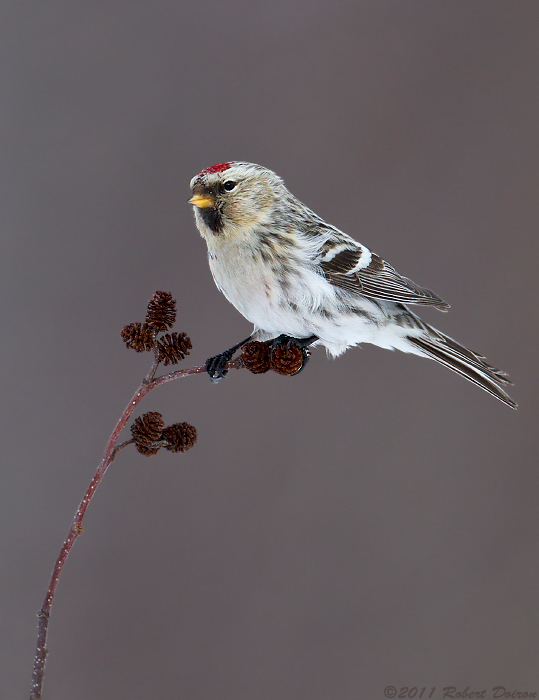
{"left": 205, "top": 336, "right": 254, "bottom": 383}
{"left": 270, "top": 334, "right": 291, "bottom": 352}
{"left": 205, "top": 350, "right": 233, "bottom": 382}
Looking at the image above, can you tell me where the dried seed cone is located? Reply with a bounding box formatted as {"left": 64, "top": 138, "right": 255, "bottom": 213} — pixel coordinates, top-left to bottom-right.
{"left": 270, "top": 343, "right": 305, "bottom": 376}
{"left": 157, "top": 332, "right": 192, "bottom": 366}
{"left": 162, "top": 422, "right": 198, "bottom": 453}
{"left": 241, "top": 341, "right": 271, "bottom": 374}
{"left": 121, "top": 322, "right": 154, "bottom": 352}
{"left": 146, "top": 291, "right": 177, "bottom": 331}
{"left": 131, "top": 411, "right": 165, "bottom": 455}
{"left": 135, "top": 444, "right": 161, "bottom": 456}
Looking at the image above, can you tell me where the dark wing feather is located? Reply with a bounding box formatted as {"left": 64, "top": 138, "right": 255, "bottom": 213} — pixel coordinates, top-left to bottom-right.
{"left": 320, "top": 244, "right": 450, "bottom": 311}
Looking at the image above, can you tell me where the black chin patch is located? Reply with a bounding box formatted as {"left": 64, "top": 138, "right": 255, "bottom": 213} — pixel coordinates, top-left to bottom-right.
{"left": 200, "top": 206, "right": 223, "bottom": 234}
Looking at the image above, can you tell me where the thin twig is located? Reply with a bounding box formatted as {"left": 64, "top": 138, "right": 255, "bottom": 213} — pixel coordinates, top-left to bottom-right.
{"left": 109, "top": 439, "right": 135, "bottom": 461}
{"left": 29, "top": 359, "right": 242, "bottom": 700}
{"left": 143, "top": 330, "right": 161, "bottom": 384}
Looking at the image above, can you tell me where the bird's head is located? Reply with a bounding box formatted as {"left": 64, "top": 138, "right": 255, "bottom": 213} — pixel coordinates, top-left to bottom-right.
{"left": 189, "top": 162, "right": 283, "bottom": 239}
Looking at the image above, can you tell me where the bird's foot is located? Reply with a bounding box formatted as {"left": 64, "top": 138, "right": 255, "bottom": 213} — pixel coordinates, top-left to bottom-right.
{"left": 205, "top": 349, "right": 235, "bottom": 382}
{"left": 205, "top": 336, "right": 253, "bottom": 382}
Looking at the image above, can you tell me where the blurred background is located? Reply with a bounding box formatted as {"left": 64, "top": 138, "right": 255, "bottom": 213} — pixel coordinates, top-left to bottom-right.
{"left": 2, "top": 2, "right": 538, "bottom": 698}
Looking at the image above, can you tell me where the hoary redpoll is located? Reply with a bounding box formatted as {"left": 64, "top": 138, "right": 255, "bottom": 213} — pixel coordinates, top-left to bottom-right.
{"left": 189, "top": 162, "right": 516, "bottom": 408}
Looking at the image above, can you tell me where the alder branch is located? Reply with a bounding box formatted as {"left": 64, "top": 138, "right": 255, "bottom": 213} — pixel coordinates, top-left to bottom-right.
{"left": 29, "top": 289, "right": 304, "bottom": 700}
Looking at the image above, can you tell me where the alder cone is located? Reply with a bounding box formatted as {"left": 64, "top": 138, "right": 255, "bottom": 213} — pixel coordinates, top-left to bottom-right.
{"left": 158, "top": 332, "right": 192, "bottom": 365}
{"left": 130, "top": 411, "right": 165, "bottom": 456}
{"left": 241, "top": 341, "right": 271, "bottom": 374}
{"left": 121, "top": 322, "right": 154, "bottom": 352}
{"left": 270, "top": 343, "right": 305, "bottom": 376}
{"left": 162, "top": 422, "right": 198, "bottom": 453}
{"left": 145, "top": 290, "right": 176, "bottom": 331}
{"left": 135, "top": 444, "right": 160, "bottom": 456}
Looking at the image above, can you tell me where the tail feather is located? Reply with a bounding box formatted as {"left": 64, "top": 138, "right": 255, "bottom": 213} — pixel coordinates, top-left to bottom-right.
{"left": 429, "top": 329, "right": 512, "bottom": 385}
{"left": 408, "top": 329, "right": 517, "bottom": 409}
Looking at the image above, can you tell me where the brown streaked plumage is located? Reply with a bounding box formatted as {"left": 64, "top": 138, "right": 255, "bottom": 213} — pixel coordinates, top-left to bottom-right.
{"left": 189, "top": 162, "right": 516, "bottom": 408}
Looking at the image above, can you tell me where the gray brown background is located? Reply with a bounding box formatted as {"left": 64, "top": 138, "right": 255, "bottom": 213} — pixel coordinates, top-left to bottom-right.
{"left": 2, "top": 2, "right": 538, "bottom": 698}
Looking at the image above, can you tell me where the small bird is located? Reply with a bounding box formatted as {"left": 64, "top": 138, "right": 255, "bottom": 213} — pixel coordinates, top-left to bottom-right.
{"left": 189, "top": 161, "right": 516, "bottom": 408}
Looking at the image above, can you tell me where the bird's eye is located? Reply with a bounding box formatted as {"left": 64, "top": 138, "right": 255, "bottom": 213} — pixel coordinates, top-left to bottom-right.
{"left": 223, "top": 180, "right": 236, "bottom": 191}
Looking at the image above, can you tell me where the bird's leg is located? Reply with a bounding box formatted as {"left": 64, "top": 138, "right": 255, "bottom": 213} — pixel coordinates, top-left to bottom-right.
{"left": 270, "top": 334, "right": 319, "bottom": 375}
{"left": 206, "top": 335, "right": 253, "bottom": 382}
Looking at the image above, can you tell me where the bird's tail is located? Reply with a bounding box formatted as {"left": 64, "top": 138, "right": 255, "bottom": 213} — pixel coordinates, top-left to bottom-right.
{"left": 406, "top": 325, "right": 517, "bottom": 409}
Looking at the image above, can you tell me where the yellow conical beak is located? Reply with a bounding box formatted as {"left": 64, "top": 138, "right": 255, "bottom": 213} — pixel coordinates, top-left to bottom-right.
{"left": 189, "top": 193, "right": 216, "bottom": 209}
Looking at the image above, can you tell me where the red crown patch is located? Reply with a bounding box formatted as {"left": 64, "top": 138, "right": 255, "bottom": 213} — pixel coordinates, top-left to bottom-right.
{"left": 199, "top": 162, "right": 231, "bottom": 175}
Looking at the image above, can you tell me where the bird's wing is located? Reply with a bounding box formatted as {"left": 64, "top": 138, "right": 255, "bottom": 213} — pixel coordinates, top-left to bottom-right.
{"left": 318, "top": 239, "right": 450, "bottom": 311}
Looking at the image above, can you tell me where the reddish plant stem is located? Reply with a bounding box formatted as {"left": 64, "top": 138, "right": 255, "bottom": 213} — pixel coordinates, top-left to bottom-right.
{"left": 30, "top": 359, "right": 243, "bottom": 700}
